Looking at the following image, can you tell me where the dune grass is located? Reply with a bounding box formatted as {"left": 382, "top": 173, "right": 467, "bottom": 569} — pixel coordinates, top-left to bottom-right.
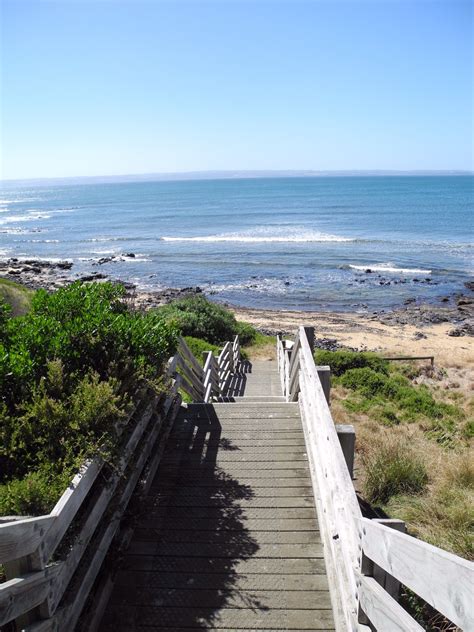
{"left": 322, "top": 350, "right": 473, "bottom": 560}
{"left": 0, "top": 278, "right": 34, "bottom": 316}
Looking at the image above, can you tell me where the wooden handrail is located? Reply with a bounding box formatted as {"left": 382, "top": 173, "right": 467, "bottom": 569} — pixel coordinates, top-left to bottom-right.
{"left": 276, "top": 327, "right": 474, "bottom": 632}
{"left": 0, "top": 387, "right": 181, "bottom": 630}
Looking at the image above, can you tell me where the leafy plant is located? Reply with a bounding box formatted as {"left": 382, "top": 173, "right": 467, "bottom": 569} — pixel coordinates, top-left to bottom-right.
{"left": 314, "top": 349, "right": 388, "bottom": 377}
{"left": 156, "top": 295, "right": 258, "bottom": 345}
{"left": 0, "top": 282, "right": 177, "bottom": 515}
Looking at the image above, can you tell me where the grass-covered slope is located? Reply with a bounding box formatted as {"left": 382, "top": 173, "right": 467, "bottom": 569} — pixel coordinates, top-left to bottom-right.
{"left": 0, "top": 278, "right": 34, "bottom": 316}
{"left": 319, "top": 349, "right": 473, "bottom": 560}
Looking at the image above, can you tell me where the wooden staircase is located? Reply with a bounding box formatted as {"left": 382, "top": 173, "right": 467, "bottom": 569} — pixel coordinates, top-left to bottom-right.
{"left": 100, "top": 357, "right": 335, "bottom": 631}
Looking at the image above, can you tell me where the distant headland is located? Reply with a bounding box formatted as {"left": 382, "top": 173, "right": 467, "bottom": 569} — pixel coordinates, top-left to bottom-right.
{"left": 2, "top": 169, "right": 473, "bottom": 187}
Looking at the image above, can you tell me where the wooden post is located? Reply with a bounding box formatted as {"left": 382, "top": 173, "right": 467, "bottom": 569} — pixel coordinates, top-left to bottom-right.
{"left": 315, "top": 365, "right": 330, "bottom": 404}
{"left": 303, "top": 326, "right": 315, "bottom": 351}
{"left": 358, "top": 518, "right": 406, "bottom": 627}
{"left": 372, "top": 519, "right": 406, "bottom": 601}
{"left": 335, "top": 424, "right": 355, "bottom": 479}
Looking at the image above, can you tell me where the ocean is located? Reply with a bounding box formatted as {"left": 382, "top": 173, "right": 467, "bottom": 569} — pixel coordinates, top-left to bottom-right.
{"left": 0, "top": 175, "right": 472, "bottom": 311}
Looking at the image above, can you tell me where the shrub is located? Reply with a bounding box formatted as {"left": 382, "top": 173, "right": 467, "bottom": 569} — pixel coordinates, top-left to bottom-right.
{"left": 0, "top": 282, "right": 177, "bottom": 410}
{"left": 184, "top": 336, "right": 221, "bottom": 365}
{"left": 314, "top": 349, "right": 388, "bottom": 377}
{"left": 234, "top": 321, "right": 258, "bottom": 345}
{"left": 340, "top": 367, "right": 387, "bottom": 397}
{"left": 156, "top": 296, "right": 238, "bottom": 344}
{"left": 363, "top": 439, "right": 428, "bottom": 504}
{"left": 0, "top": 466, "right": 72, "bottom": 516}
{"left": 156, "top": 295, "right": 259, "bottom": 346}
{"left": 0, "top": 282, "right": 177, "bottom": 515}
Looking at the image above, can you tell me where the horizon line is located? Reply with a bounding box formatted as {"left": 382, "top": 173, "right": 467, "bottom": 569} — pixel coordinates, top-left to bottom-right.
{"left": 2, "top": 168, "right": 473, "bottom": 187}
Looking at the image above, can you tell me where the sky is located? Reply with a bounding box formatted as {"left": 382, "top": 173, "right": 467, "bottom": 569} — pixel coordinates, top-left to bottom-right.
{"left": 1, "top": 0, "right": 472, "bottom": 180}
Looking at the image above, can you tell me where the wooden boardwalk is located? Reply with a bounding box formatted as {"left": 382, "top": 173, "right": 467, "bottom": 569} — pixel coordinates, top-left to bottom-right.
{"left": 100, "top": 359, "right": 335, "bottom": 631}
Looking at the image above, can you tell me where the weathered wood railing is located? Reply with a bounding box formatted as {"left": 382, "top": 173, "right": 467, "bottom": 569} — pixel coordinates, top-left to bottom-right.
{"left": 277, "top": 327, "right": 473, "bottom": 632}
{"left": 0, "top": 334, "right": 241, "bottom": 630}
{"left": 174, "top": 335, "right": 241, "bottom": 403}
{"left": 0, "top": 378, "right": 181, "bottom": 631}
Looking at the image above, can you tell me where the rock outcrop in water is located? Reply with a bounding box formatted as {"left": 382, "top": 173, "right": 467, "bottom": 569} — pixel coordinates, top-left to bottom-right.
{"left": 0, "top": 257, "right": 472, "bottom": 336}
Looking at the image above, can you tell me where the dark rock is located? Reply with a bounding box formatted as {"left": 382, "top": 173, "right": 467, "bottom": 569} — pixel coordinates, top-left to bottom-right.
{"left": 441, "top": 297, "right": 449, "bottom": 303}
{"left": 414, "top": 331, "right": 427, "bottom": 340}
{"left": 56, "top": 262, "right": 73, "bottom": 270}
{"left": 79, "top": 273, "right": 108, "bottom": 282}
{"left": 365, "top": 269, "right": 373, "bottom": 273}
{"left": 464, "top": 281, "right": 474, "bottom": 292}
{"left": 448, "top": 322, "right": 474, "bottom": 337}
{"left": 124, "top": 253, "right": 136, "bottom": 258}
{"left": 284, "top": 281, "right": 290, "bottom": 286}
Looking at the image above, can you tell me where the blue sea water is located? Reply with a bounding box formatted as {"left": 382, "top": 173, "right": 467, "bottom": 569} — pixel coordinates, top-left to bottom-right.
{"left": 0, "top": 176, "right": 472, "bottom": 311}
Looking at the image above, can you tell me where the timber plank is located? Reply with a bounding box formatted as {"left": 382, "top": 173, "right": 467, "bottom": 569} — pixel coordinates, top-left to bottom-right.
{"left": 150, "top": 486, "right": 314, "bottom": 498}
{"left": 108, "top": 587, "right": 332, "bottom": 609}
{"left": 122, "top": 556, "right": 329, "bottom": 575}
{"left": 147, "top": 496, "right": 315, "bottom": 509}
{"left": 137, "top": 517, "right": 320, "bottom": 531}
{"left": 113, "top": 570, "right": 330, "bottom": 591}
{"left": 127, "top": 542, "right": 324, "bottom": 559}
{"left": 101, "top": 604, "right": 335, "bottom": 629}
{"left": 143, "top": 506, "right": 316, "bottom": 520}
{"left": 132, "top": 528, "right": 320, "bottom": 544}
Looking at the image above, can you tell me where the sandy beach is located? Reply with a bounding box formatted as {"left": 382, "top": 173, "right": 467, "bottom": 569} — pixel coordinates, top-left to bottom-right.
{"left": 231, "top": 305, "right": 474, "bottom": 369}
{"left": 1, "top": 256, "right": 473, "bottom": 370}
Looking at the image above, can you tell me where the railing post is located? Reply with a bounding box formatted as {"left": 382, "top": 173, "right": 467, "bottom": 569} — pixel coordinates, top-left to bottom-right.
{"left": 228, "top": 341, "right": 234, "bottom": 373}
{"left": 335, "top": 424, "right": 355, "bottom": 479}
{"left": 358, "top": 518, "right": 407, "bottom": 626}
{"left": 303, "top": 326, "right": 315, "bottom": 351}
{"left": 315, "top": 365, "right": 331, "bottom": 404}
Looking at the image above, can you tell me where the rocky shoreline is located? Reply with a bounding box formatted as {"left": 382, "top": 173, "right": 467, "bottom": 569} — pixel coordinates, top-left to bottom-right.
{"left": 1, "top": 256, "right": 473, "bottom": 336}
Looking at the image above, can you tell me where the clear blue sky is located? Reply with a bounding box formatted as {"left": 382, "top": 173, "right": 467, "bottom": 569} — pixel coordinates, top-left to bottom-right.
{"left": 1, "top": 0, "right": 472, "bottom": 179}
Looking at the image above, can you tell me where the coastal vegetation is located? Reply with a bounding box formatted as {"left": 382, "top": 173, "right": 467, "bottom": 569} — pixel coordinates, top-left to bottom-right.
{"left": 319, "top": 349, "right": 473, "bottom": 560}
{"left": 0, "top": 289, "right": 263, "bottom": 515}
{"left": 0, "top": 282, "right": 177, "bottom": 515}
{"left": 155, "top": 295, "right": 258, "bottom": 345}
{"left": 1, "top": 282, "right": 471, "bottom": 565}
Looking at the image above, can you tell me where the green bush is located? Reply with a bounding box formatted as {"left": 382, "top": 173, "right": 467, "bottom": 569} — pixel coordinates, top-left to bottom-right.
{"left": 314, "top": 349, "right": 388, "bottom": 377}
{"left": 0, "top": 466, "right": 72, "bottom": 516}
{"left": 156, "top": 295, "right": 259, "bottom": 346}
{"left": 1, "top": 282, "right": 177, "bottom": 410}
{"left": 338, "top": 365, "right": 463, "bottom": 440}
{"left": 340, "top": 367, "right": 387, "bottom": 396}
{"left": 184, "top": 336, "right": 221, "bottom": 365}
{"left": 156, "top": 296, "right": 237, "bottom": 344}
{"left": 363, "top": 440, "right": 428, "bottom": 504}
{"left": 234, "top": 321, "right": 258, "bottom": 345}
{"left": 0, "top": 282, "right": 178, "bottom": 515}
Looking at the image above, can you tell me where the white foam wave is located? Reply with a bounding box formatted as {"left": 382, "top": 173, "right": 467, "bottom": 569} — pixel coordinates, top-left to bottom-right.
{"left": 205, "top": 278, "right": 288, "bottom": 294}
{"left": 349, "top": 263, "right": 432, "bottom": 275}
{"left": 162, "top": 228, "right": 353, "bottom": 244}
{"left": 0, "top": 212, "right": 51, "bottom": 225}
{"left": 88, "top": 237, "right": 121, "bottom": 242}
{"left": 29, "top": 239, "right": 60, "bottom": 243}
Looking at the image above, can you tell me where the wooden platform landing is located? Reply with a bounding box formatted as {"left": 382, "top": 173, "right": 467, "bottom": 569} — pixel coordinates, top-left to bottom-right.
{"left": 100, "top": 360, "right": 335, "bottom": 631}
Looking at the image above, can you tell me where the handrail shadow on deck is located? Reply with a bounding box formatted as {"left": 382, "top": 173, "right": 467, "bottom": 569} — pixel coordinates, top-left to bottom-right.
{"left": 221, "top": 359, "right": 252, "bottom": 400}
{"left": 100, "top": 402, "right": 265, "bottom": 630}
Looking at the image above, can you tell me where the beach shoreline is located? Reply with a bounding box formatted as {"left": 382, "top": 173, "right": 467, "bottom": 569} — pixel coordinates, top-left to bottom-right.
{"left": 1, "top": 256, "right": 473, "bottom": 368}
